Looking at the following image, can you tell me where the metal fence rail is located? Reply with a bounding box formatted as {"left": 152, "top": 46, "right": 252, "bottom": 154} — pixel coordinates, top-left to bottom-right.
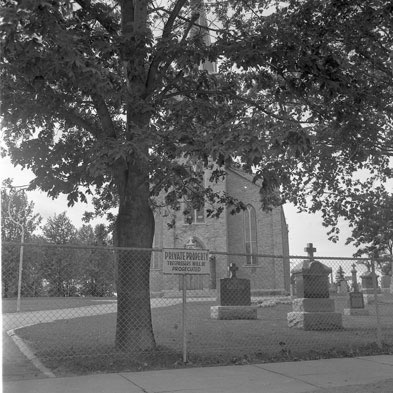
{"left": 2, "top": 242, "right": 393, "bottom": 376}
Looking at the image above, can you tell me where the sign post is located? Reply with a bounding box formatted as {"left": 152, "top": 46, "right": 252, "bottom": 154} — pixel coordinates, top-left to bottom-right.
{"left": 162, "top": 248, "right": 210, "bottom": 362}
{"left": 182, "top": 274, "right": 187, "bottom": 362}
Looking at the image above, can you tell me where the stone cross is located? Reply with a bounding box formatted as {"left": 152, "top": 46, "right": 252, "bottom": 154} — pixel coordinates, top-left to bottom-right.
{"left": 228, "top": 263, "right": 238, "bottom": 279}
{"left": 305, "top": 243, "right": 316, "bottom": 260}
{"left": 185, "top": 237, "right": 197, "bottom": 249}
{"left": 351, "top": 263, "right": 359, "bottom": 292}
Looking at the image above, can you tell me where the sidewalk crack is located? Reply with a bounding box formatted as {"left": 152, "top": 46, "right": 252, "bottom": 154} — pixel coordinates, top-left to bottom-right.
{"left": 119, "top": 373, "right": 151, "bottom": 393}
{"left": 252, "top": 365, "right": 322, "bottom": 389}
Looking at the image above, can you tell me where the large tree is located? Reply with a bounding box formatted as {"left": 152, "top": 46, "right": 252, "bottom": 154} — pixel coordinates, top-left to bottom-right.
{"left": 1, "top": 0, "right": 392, "bottom": 350}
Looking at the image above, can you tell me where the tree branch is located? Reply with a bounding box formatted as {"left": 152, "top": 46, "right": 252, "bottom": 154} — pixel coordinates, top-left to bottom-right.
{"left": 74, "top": 0, "right": 120, "bottom": 36}
{"left": 162, "top": 0, "right": 189, "bottom": 40}
{"left": 163, "top": 87, "right": 314, "bottom": 124}
{"left": 58, "top": 108, "right": 99, "bottom": 138}
{"left": 146, "top": 0, "right": 190, "bottom": 94}
{"left": 91, "top": 94, "right": 117, "bottom": 139}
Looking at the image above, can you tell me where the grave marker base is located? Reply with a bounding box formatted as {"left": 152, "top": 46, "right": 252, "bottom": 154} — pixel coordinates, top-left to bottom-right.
{"left": 210, "top": 305, "right": 258, "bottom": 320}
{"left": 287, "top": 311, "right": 343, "bottom": 330}
{"left": 343, "top": 308, "right": 370, "bottom": 316}
{"left": 363, "top": 293, "right": 383, "bottom": 305}
{"left": 292, "top": 298, "right": 335, "bottom": 313}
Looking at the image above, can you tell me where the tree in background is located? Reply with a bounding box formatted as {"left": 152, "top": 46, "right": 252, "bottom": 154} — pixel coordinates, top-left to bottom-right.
{"left": 1, "top": 178, "right": 42, "bottom": 242}
{"left": 77, "top": 224, "right": 115, "bottom": 297}
{"left": 41, "top": 212, "right": 79, "bottom": 296}
{"left": 43, "top": 212, "right": 77, "bottom": 244}
{"left": 346, "top": 191, "right": 393, "bottom": 257}
{"left": 344, "top": 190, "right": 393, "bottom": 273}
{"left": 1, "top": 178, "right": 42, "bottom": 297}
{"left": 2, "top": 0, "right": 392, "bottom": 350}
{"left": 335, "top": 266, "right": 346, "bottom": 284}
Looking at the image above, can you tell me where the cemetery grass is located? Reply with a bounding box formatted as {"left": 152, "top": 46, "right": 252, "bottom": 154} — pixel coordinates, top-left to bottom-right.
{"left": 15, "top": 297, "right": 393, "bottom": 376}
{"left": 2, "top": 296, "right": 116, "bottom": 313}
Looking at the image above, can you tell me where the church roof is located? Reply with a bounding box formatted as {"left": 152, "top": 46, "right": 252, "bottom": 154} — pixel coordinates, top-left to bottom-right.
{"left": 226, "top": 166, "right": 262, "bottom": 187}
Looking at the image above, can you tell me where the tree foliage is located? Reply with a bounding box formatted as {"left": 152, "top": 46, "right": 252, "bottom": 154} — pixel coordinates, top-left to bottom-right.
{"left": 1, "top": 179, "right": 42, "bottom": 297}
{"left": 1, "top": 0, "right": 392, "bottom": 350}
{"left": 345, "top": 191, "right": 393, "bottom": 257}
{"left": 41, "top": 212, "right": 80, "bottom": 296}
{"left": 77, "top": 223, "right": 115, "bottom": 297}
{"left": 335, "top": 265, "right": 346, "bottom": 284}
{"left": 1, "top": 178, "right": 42, "bottom": 242}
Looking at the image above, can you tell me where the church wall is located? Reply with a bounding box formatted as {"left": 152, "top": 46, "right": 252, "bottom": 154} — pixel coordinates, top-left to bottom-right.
{"left": 281, "top": 207, "right": 291, "bottom": 292}
{"left": 149, "top": 167, "right": 290, "bottom": 294}
{"left": 225, "top": 170, "right": 289, "bottom": 293}
{"left": 169, "top": 168, "right": 228, "bottom": 290}
{"left": 150, "top": 166, "right": 229, "bottom": 292}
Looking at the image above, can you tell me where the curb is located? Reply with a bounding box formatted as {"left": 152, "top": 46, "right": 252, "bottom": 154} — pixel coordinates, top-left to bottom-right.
{"left": 7, "top": 327, "right": 56, "bottom": 378}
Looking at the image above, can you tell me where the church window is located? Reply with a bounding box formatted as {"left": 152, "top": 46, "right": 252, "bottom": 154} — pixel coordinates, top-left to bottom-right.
{"left": 183, "top": 160, "right": 205, "bottom": 224}
{"left": 244, "top": 204, "right": 258, "bottom": 265}
{"left": 184, "top": 200, "right": 205, "bottom": 224}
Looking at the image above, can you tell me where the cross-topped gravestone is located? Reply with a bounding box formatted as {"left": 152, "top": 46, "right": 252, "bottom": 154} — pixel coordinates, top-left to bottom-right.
{"left": 218, "top": 263, "right": 251, "bottom": 307}
{"left": 228, "top": 263, "right": 238, "bottom": 279}
{"left": 288, "top": 243, "right": 343, "bottom": 330}
{"left": 211, "top": 261, "right": 257, "bottom": 319}
{"left": 344, "top": 263, "right": 368, "bottom": 315}
{"left": 305, "top": 243, "right": 316, "bottom": 260}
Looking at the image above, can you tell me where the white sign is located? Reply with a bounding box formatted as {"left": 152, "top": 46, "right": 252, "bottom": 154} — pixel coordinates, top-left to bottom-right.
{"left": 162, "top": 248, "right": 210, "bottom": 275}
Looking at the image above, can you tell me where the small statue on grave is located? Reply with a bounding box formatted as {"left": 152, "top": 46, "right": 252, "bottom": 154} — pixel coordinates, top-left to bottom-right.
{"left": 228, "top": 263, "right": 238, "bottom": 279}
{"left": 351, "top": 263, "right": 359, "bottom": 292}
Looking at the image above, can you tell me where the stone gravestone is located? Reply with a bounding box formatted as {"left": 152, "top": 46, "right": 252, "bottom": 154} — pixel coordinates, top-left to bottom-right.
{"left": 360, "top": 271, "right": 380, "bottom": 294}
{"left": 380, "top": 263, "right": 392, "bottom": 293}
{"left": 211, "top": 263, "right": 257, "bottom": 320}
{"left": 360, "top": 270, "right": 383, "bottom": 304}
{"left": 390, "top": 273, "right": 393, "bottom": 294}
{"left": 287, "top": 243, "right": 343, "bottom": 330}
{"left": 344, "top": 264, "right": 369, "bottom": 316}
{"left": 337, "top": 280, "right": 349, "bottom": 295}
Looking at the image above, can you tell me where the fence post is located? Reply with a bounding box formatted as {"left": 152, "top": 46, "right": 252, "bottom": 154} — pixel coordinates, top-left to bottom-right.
{"left": 182, "top": 274, "right": 187, "bottom": 363}
{"left": 371, "top": 260, "right": 382, "bottom": 349}
{"left": 16, "top": 229, "right": 25, "bottom": 312}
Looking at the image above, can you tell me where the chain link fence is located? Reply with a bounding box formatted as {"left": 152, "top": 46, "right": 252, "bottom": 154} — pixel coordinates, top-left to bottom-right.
{"left": 2, "top": 242, "right": 393, "bottom": 377}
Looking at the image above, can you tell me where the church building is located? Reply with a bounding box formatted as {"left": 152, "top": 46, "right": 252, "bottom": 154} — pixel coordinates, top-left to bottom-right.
{"left": 149, "top": 5, "right": 290, "bottom": 296}
{"left": 150, "top": 166, "right": 290, "bottom": 296}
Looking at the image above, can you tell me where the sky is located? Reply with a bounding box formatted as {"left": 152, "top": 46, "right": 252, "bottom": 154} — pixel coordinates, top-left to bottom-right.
{"left": 1, "top": 156, "right": 359, "bottom": 258}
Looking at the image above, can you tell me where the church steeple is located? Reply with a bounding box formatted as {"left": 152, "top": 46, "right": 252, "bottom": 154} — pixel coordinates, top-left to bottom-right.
{"left": 191, "top": 0, "right": 217, "bottom": 74}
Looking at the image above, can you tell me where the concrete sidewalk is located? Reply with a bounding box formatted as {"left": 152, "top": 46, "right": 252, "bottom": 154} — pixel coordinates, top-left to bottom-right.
{"left": 3, "top": 355, "right": 393, "bottom": 393}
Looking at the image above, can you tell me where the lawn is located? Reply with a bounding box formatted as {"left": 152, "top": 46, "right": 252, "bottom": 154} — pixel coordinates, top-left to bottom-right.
{"left": 2, "top": 296, "right": 116, "bottom": 313}
{"left": 15, "top": 297, "right": 393, "bottom": 377}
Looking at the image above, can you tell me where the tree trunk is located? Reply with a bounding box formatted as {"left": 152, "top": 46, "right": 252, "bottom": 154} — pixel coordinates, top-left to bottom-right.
{"left": 114, "top": 163, "right": 156, "bottom": 352}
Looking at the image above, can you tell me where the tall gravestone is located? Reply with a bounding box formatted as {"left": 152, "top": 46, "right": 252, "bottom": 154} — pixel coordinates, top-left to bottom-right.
{"left": 343, "top": 264, "right": 369, "bottom": 316}
{"left": 288, "top": 244, "right": 343, "bottom": 330}
{"left": 211, "top": 263, "right": 257, "bottom": 320}
{"left": 360, "top": 271, "right": 380, "bottom": 294}
{"left": 380, "top": 263, "right": 391, "bottom": 293}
